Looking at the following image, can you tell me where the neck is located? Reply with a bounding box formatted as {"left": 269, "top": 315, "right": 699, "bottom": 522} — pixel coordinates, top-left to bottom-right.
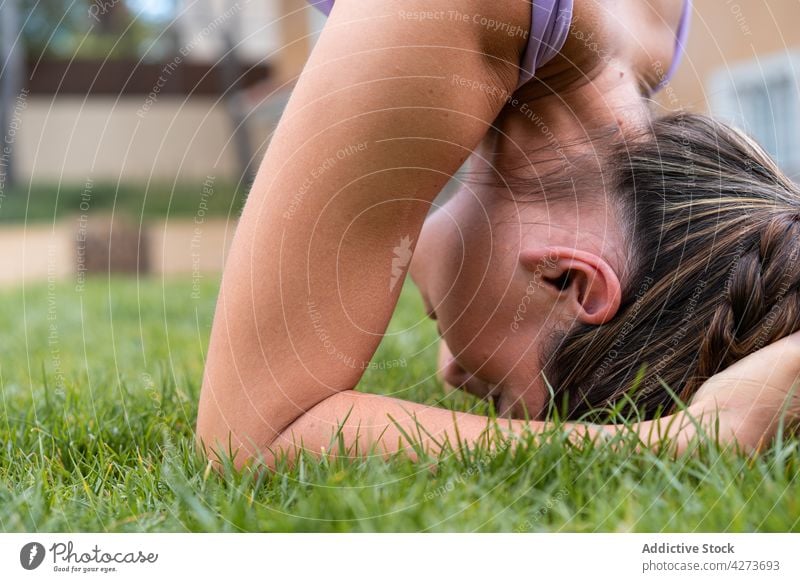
{"left": 474, "top": 64, "right": 650, "bottom": 183}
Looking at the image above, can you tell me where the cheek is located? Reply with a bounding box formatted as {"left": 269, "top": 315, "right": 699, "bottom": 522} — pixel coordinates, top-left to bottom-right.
{"left": 439, "top": 252, "right": 557, "bottom": 395}
{"left": 425, "top": 193, "right": 551, "bottom": 380}
{"left": 437, "top": 251, "right": 527, "bottom": 373}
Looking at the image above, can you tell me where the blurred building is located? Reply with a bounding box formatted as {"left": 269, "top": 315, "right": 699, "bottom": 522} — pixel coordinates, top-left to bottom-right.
{"left": 3, "top": 1, "right": 800, "bottom": 286}
{"left": 13, "top": 0, "right": 321, "bottom": 184}
{"left": 0, "top": 0, "right": 331, "bottom": 286}
{"left": 658, "top": 0, "right": 800, "bottom": 179}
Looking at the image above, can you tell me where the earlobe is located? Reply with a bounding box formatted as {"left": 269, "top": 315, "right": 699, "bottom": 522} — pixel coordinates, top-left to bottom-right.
{"left": 519, "top": 247, "right": 622, "bottom": 325}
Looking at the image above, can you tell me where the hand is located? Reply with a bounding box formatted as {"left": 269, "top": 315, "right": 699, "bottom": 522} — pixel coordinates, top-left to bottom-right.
{"left": 689, "top": 332, "right": 800, "bottom": 451}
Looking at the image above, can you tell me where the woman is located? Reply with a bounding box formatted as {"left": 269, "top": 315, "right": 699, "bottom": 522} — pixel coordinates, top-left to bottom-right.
{"left": 196, "top": 0, "right": 800, "bottom": 468}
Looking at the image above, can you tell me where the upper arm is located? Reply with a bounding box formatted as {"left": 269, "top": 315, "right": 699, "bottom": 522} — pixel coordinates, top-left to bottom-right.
{"left": 197, "top": 0, "right": 531, "bottom": 463}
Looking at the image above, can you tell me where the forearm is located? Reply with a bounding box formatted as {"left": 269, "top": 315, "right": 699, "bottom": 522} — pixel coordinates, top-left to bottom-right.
{"left": 229, "top": 292, "right": 800, "bottom": 469}
{"left": 265, "top": 391, "right": 712, "bottom": 467}
{"left": 271, "top": 391, "right": 526, "bottom": 465}
{"left": 577, "top": 403, "right": 711, "bottom": 454}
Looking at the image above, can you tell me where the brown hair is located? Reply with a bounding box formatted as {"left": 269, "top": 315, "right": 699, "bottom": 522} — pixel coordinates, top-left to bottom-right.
{"left": 543, "top": 112, "right": 800, "bottom": 419}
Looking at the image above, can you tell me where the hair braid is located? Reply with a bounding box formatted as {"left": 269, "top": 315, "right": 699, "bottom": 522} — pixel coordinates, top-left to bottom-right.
{"left": 697, "top": 213, "right": 800, "bottom": 389}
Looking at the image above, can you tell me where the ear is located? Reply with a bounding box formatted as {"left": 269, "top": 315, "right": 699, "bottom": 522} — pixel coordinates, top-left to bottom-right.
{"left": 519, "top": 246, "right": 622, "bottom": 325}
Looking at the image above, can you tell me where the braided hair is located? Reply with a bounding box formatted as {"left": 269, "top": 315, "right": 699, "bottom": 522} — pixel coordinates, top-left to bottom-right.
{"left": 541, "top": 113, "right": 800, "bottom": 419}
{"left": 699, "top": 212, "right": 800, "bottom": 381}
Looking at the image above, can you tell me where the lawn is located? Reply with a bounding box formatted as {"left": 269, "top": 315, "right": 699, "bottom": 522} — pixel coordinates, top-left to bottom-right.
{"left": 0, "top": 182, "right": 246, "bottom": 223}
{"left": 0, "top": 277, "right": 798, "bottom": 532}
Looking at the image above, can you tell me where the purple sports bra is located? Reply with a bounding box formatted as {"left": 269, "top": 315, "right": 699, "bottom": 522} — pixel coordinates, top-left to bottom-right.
{"left": 308, "top": 0, "right": 690, "bottom": 93}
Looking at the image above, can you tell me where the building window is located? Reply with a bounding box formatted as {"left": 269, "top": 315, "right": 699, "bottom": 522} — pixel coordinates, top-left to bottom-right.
{"left": 708, "top": 51, "right": 800, "bottom": 178}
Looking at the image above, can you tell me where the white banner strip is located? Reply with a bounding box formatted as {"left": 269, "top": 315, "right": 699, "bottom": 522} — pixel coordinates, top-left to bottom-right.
{"left": 1, "top": 533, "right": 798, "bottom": 581}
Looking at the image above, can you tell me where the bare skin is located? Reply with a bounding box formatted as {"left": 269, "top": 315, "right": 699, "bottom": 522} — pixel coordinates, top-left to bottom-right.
{"left": 196, "top": 0, "right": 800, "bottom": 469}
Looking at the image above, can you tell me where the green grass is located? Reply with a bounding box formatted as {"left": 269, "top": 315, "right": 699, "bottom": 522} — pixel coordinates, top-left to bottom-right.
{"left": 0, "top": 277, "right": 798, "bottom": 532}
{"left": 0, "top": 182, "right": 246, "bottom": 223}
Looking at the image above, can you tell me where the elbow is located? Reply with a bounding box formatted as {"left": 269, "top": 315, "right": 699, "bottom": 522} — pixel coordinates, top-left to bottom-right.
{"left": 195, "top": 390, "right": 282, "bottom": 472}
{"left": 195, "top": 400, "right": 239, "bottom": 470}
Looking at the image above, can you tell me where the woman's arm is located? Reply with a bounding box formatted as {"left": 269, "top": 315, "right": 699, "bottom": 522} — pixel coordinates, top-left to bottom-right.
{"left": 272, "top": 330, "right": 800, "bottom": 466}
{"left": 196, "top": 0, "right": 530, "bottom": 465}
{"left": 269, "top": 390, "right": 704, "bottom": 465}
{"left": 198, "top": 0, "right": 799, "bottom": 468}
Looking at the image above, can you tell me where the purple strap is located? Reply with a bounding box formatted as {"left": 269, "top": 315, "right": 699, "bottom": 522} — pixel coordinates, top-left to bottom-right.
{"left": 309, "top": 0, "right": 334, "bottom": 15}
{"left": 518, "top": 0, "right": 574, "bottom": 87}
{"left": 654, "top": 0, "right": 692, "bottom": 93}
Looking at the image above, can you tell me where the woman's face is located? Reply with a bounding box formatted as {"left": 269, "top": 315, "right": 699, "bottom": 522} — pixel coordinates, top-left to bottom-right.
{"left": 409, "top": 181, "right": 626, "bottom": 419}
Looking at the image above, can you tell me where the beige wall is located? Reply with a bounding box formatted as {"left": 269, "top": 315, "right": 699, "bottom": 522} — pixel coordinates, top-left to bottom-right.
{"left": 0, "top": 218, "right": 234, "bottom": 287}
{"left": 658, "top": 0, "right": 800, "bottom": 112}
{"left": 18, "top": 97, "right": 241, "bottom": 183}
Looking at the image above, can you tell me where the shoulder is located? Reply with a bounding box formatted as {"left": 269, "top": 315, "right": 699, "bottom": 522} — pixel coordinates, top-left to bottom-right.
{"left": 532, "top": 0, "right": 686, "bottom": 93}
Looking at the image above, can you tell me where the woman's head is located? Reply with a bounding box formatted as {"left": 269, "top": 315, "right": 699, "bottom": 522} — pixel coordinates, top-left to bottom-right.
{"left": 546, "top": 112, "right": 800, "bottom": 419}
{"left": 411, "top": 112, "right": 800, "bottom": 420}
{"left": 410, "top": 125, "right": 631, "bottom": 418}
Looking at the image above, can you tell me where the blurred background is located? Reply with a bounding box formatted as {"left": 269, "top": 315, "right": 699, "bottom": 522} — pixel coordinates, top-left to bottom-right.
{"left": 0, "top": 0, "right": 798, "bottom": 287}
{"left": 0, "top": 0, "right": 327, "bottom": 286}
